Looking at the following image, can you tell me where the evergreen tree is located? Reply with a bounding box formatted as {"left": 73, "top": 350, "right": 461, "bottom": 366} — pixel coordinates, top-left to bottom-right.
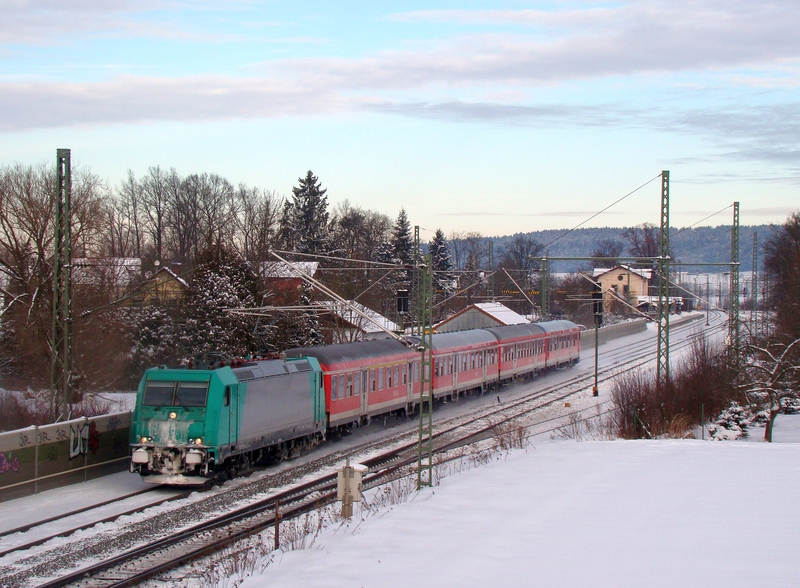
{"left": 429, "top": 228, "right": 455, "bottom": 304}
{"left": 391, "top": 208, "right": 413, "bottom": 265}
{"left": 179, "top": 251, "right": 260, "bottom": 358}
{"left": 122, "top": 305, "right": 180, "bottom": 380}
{"left": 281, "top": 171, "right": 331, "bottom": 255}
{"left": 261, "top": 287, "right": 323, "bottom": 351}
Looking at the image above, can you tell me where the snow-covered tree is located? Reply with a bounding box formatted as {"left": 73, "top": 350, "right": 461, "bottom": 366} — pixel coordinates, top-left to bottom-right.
{"left": 122, "top": 305, "right": 180, "bottom": 379}
{"left": 429, "top": 228, "right": 455, "bottom": 309}
{"left": 260, "top": 287, "right": 323, "bottom": 351}
{"left": 742, "top": 337, "right": 800, "bottom": 439}
{"left": 391, "top": 208, "right": 413, "bottom": 265}
{"left": 280, "top": 171, "right": 331, "bottom": 255}
{"left": 179, "top": 251, "right": 260, "bottom": 358}
{"left": 764, "top": 212, "right": 800, "bottom": 338}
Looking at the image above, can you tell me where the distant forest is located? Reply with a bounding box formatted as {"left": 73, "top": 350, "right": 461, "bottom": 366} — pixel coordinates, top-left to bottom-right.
{"left": 490, "top": 225, "right": 772, "bottom": 273}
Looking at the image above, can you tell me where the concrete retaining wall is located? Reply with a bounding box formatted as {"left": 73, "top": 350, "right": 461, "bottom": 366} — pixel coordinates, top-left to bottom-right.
{"left": 0, "top": 412, "right": 130, "bottom": 503}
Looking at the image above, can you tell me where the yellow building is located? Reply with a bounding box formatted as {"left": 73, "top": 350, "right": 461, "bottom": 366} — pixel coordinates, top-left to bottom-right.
{"left": 592, "top": 265, "right": 652, "bottom": 313}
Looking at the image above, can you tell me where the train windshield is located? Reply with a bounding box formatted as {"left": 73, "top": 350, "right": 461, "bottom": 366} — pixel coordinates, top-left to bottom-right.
{"left": 143, "top": 381, "right": 176, "bottom": 406}
{"left": 175, "top": 382, "right": 208, "bottom": 407}
{"left": 143, "top": 381, "right": 209, "bottom": 407}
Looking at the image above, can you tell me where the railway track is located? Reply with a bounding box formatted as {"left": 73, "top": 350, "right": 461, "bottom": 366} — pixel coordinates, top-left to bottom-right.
{"left": 1, "top": 312, "right": 726, "bottom": 587}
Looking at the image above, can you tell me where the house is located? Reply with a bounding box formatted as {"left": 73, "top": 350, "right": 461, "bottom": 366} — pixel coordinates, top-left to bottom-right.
{"left": 434, "top": 302, "right": 529, "bottom": 333}
{"left": 131, "top": 266, "right": 189, "bottom": 308}
{"left": 315, "top": 299, "right": 400, "bottom": 344}
{"left": 592, "top": 265, "right": 652, "bottom": 313}
{"left": 260, "top": 261, "right": 319, "bottom": 303}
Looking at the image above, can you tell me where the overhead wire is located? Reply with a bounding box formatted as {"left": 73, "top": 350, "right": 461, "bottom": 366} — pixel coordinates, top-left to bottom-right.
{"left": 543, "top": 174, "right": 662, "bottom": 249}
{"left": 671, "top": 204, "right": 733, "bottom": 238}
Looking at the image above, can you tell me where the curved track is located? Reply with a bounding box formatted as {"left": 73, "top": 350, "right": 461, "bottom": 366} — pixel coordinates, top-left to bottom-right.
{"left": 0, "top": 312, "right": 727, "bottom": 587}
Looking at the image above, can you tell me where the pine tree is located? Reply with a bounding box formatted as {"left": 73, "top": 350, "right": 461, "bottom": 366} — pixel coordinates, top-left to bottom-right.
{"left": 281, "top": 171, "right": 331, "bottom": 255}
{"left": 391, "top": 208, "right": 413, "bottom": 265}
{"left": 429, "top": 228, "right": 454, "bottom": 292}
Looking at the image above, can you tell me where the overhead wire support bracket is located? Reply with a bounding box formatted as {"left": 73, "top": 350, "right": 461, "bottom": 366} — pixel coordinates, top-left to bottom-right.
{"left": 416, "top": 253, "right": 434, "bottom": 489}
{"left": 656, "top": 170, "right": 670, "bottom": 391}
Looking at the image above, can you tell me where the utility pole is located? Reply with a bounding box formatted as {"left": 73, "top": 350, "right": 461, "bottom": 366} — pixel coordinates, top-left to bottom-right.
{"left": 751, "top": 232, "right": 758, "bottom": 337}
{"left": 52, "top": 148, "right": 73, "bottom": 422}
{"left": 656, "top": 171, "right": 670, "bottom": 391}
{"left": 540, "top": 250, "right": 550, "bottom": 320}
{"left": 706, "top": 274, "right": 710, "bottom": 326}
{"left": 488, "top": 240, "right": 494, "bottom": 301}
{"left": 412, "top": 226, "right": 421, "bottom": 336}
{"left": 416, "top": 254, "right": 434, "bottom": 489}
{"left": 729, "top": 202, "right": 740, "bottom": 364}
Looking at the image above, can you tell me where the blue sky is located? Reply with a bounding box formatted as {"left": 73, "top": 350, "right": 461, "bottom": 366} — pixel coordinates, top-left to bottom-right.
{"left": 1, "top": 1, "right": 798, "bottom": 237}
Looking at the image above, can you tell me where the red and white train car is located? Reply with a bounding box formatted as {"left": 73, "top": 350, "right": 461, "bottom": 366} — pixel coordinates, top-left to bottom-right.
{"left": 287, "top": 320, "right": 581, "bottom": 433}
{"left": 486, "top": 320, "right": 581, "bottom": 382}
{"left": 286, "top": 339, "right": 418, "bottom": 430}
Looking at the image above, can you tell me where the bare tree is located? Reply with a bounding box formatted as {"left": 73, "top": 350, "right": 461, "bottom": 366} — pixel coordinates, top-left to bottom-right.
{"left": 622, "top": 223, "right": 659, "bottom": 258}
{"left": 234, "top": 184, "right": 282, "bottom": 262}
{"left": 743, "top": 338, "right": 800, "bottom": 439}
{"left": 591, "top": 238, "right": 625, "bottom": 268}
{"left": 142, "top": 166, "right": 169, "bottom": 262}
{"left": 500, "top": 234, "right": 543, "bottom": 273}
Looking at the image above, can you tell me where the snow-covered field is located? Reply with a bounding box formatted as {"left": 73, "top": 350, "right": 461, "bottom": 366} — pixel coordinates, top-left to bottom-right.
{"left": 242, "top": 439, "right": 800, "bottom": 588}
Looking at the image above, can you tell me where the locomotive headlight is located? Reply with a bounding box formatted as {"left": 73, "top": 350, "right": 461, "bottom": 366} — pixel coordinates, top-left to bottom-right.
{"left": 140, "top": 436, "right": 149, "bottom": 443}
{"left": 194, "top": 438, "right": 203, "bottom": 445}
{"left": 169, "top": 411, "right": 177, "bottom": 419}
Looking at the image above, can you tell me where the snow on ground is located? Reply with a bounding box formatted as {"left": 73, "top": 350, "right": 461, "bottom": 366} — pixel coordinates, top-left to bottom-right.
{"left": 242, "top": 439, "right": 800, "bottom": 588}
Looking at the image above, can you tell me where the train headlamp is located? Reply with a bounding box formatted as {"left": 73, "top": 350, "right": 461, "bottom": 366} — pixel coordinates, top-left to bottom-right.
{"left": 194, "top": 438, "right": 203, "bottom": 445}
{"left": 169, "top": 411, "right": 177, "bottom": 419}
{"left": 140, "top": 436, "right": 149, "bottom": 443}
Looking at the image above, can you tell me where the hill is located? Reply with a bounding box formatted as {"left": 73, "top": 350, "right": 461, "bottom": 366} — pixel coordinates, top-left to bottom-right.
{"left": 491, "top": 225, "right": 771, "bottom": 272}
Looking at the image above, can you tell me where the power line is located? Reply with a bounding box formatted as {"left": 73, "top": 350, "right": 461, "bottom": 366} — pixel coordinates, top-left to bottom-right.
{"left": 543, "top": 174, "right": 662, "bottom": 249}
{"left": 671, "top": 204, "right": 733, "bottom": 237}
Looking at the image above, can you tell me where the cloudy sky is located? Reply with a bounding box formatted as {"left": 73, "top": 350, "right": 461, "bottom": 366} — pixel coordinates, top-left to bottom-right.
{"left": 1, "top": 1, "right": 798, "bottom": 236}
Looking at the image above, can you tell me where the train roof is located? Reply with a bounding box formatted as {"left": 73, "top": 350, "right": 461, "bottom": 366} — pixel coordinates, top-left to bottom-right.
{"left": 285, "top": 338, "right": 414, "bottom": 366}
{"left": 410, "top": 329, "right": 498, "bottom": 351}
{"left": 535, "top": 320, "right": 579, "bottom": 333}
{"left": 231, "top": 357, "right": 317, "bottom": 382}
{"left": 483, "top": 322, "right": 546, "bottom": 342}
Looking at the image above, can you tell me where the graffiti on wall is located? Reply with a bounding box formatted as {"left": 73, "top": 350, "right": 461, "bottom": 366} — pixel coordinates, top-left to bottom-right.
{"left": 68, "top": 421, "right": 100, "bottom": 459}
{"left": 0, "top": 452, "right": 20, "bottom": 474}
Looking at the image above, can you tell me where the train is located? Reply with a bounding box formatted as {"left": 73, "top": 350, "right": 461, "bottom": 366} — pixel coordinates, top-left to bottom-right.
{"left": 129, "top": 320, "right": 581, "bottom": 484}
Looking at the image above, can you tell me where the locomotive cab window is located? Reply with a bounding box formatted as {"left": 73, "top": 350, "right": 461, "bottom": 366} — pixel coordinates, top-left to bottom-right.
{"left": 143, "top": 380, "right": 209, "bottom": 407}
{"left": 143, "top": 381, "right": 175, "bottom": 406}
{"left": 175, "top": 382, "right": 209, "bottom": 407}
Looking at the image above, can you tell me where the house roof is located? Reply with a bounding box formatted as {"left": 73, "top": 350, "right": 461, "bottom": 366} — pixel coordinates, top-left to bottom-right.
{"left": 72, "top": 257, "right": 142, "bottom": 287}
{"left": 150, "top": 266, "right": 189, "bottom": 288}
{"left": 471, "top": 302, "right": 529, "bottom": 325}
{"left": 592, "top": 265, "right": 652, "bottom": 280}
{"left": 435, "top": 302, "right": 529, "bottom": 331}
{"left": 314, "top": 300, "right": 400, "bottom": 333}
{"left": 260, "top": 261, "right": 319, "bottom": 279}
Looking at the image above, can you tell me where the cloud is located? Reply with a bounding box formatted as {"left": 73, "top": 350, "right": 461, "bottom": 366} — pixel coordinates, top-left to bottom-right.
{"left": 0, "top": 0, "right": 243, "bottom": 44}
{"left": 0, "top": 76, "right": 350, "bottom": 132}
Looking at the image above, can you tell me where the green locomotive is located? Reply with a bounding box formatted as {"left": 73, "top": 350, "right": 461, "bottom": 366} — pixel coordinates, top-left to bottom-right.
{"left": 129, "top": 355, "right": 326, "bottom": 485}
